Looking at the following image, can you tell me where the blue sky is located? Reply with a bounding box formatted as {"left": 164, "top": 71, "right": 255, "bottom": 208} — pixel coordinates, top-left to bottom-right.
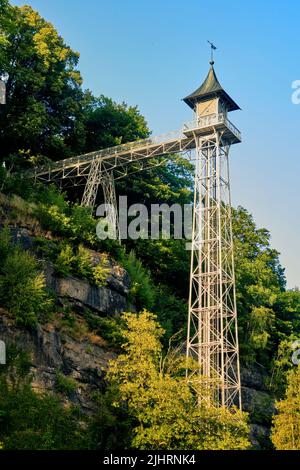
{"left": 12, "top": 0, "right": 300, "bottom": 287}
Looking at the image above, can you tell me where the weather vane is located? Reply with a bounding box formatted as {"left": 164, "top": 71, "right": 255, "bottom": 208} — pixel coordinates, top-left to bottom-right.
{"left": 207, "top": 40, "right": 217, "bottom": 64}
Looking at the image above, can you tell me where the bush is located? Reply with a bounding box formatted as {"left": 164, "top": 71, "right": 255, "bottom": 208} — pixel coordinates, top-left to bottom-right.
{"left": 32, "top": 184, "right": 68, "bottom": 212}
{"left": 0, "top": 248, "right": 52, "bottom": 326}
{"left": 122, "top": 250, "right": 155, "bottom": 310}
{"left": 92, "top": 261, "right": 110, "bottom": 287}
{"left": 54, "top": 243, "right": 75, "bottom": 277}
{"left": 75, "top": 244, "right": 93, "bottom": 279}
{"left": 83, "top": 310, "right": 125, "bottom": 348}
{"left": 53, "top": 242, "right": 109, "bottom": 286}
{"left": 35, "top": 204, "right": 70, "bottom": 235}
{"left": 153, "top": 285, "right": 187, "bottom": 342}
{"left": 69, "top": 204, "right": 97, "bottom": 246}
{"left": 0, "top": 225, "right": 11, "bottom": 260}
{"left": 55, "top": 371, "right": 77, "bottom": 396}
{"left": 0, "top": 376, "right": 89, "bottom": 449}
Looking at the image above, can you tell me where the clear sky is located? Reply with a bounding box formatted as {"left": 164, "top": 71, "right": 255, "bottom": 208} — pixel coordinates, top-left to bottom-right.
{"left": 12, "top": 0, "right": 300, "bottom": 287}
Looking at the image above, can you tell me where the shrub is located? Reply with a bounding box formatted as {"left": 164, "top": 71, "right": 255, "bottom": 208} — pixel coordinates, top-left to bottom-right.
{"left": 33, "top": 184, "right": 68, "bottom": 212}
{"left": 55, "top": 371, "right": 77, "bottom": 396}
{"left": 92, "top": 254, "right": 110, "bottom": 286}
{"left": 83, "top": 310, "right": 125, "bottom": 348}
{"left": 69, "top": 204, "right": 97, "bottom": 246}
{"left": 53, "top": 243, "right": 109, "bottom": 286}
{"left": 0, "top": 375, "right": 89, "bottom": 449}
{"left": 0, "top": 225, "right": 11, "bottom": 260}
{"left": 75, "top": 244, "right": 93, "bottom": 279}
{"left": 35, "top": 204, "right": 70, "bottom": 235}
{"left": 122, "top": 250, "right": 155, "bottom": 310}
{"left": 0, "top": 248, "right": 52, "bottom": 326}
{"left": 92, "top": 263, "right": 110, "bottom": 287}
{"left": 54, "top": 243, "right": 75, "bottom": 277}
{"left": 33, "top": 236, "right": 60, "bottom": 261}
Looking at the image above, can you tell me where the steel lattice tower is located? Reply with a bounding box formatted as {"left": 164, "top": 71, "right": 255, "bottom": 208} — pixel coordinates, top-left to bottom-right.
{"left": 184, "top": 59, "right": 242, "bottom": 408}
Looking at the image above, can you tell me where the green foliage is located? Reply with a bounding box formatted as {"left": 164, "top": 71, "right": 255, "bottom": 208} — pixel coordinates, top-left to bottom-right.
{"left": 1, "top": 345, "right": 32, "bottom": 381}
{"left": 69, "top": 204, "right": 98, "bottom": 246}
{"left": 0, "top": 230, "right": 52, "bottom": 326}
{"left": 92, "top": 259, "right": 111, "bottom": 287}
{"left": 55, "top": 371, "right": 77, "bottom": 396}
{"left": 88, "top": 391, "right": 132, "bottom": 450}
{"left": 54, "top": 243, "right": 75, "bottom": 277}
{"left": 269, "top": 335, "right": 300, "bottom": 397}
{"left": 271, "top": 365, "right": 300, "bottom": 450}
{"left": 126, "top": 239, "right": 190, "bottom": 299}
{"left": 53, "top": 242, "right": 109, "bottom": 286}
{"left": 75, "top": 244, "right": 94, "bottom": 278}
{"left": 273, "top": 290, "right": 300, "bottom": 339}
{"left": 153, "top": 285, "right": 187, "bottom": 343}
{"left": 0, "top": 4, "right": 85, "bottom": 163}
{"left": 83, "top": 310, "right": 125, "bottom": 348}
{"left": 33, "top": 184, "right": 69, "bottom": 212}
{"left": 116, "top": 154, "right": 193, "bottom": 207}
{"left": 107, "top": 310, "right": 250, "bottom": 450}
{"left": 121, "top": 250, "right": 155, "bottom": 310}
{"left": 0, "top": 224, "right": 10, "bottom": 259}
{"left": 0, "top": 373, "right": 89, "bottom": 450}
{"left": 35, "top": 203, "right": 71, "bottom": 235}
{"left": 232, "top": 206, "right": 285, "bottom": 365}
{"left": 118, "top": 155, "right": 193, "bottom": 299}
{"left": 83, "top": 95, "right": 149, "bottom": 152}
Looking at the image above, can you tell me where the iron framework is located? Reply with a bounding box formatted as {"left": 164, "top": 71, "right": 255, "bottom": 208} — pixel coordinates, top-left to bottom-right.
{"left": 186, "top": 124, "right": 241, "bottom": 409}
{"left": 29, "top": 112, "right": 242, "bottom": 409}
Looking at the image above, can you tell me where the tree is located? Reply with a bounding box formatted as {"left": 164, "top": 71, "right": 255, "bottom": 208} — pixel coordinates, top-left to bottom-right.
{"left": 108, "top": 310, "right": 250, "bottom": 450}
{"left": 116, "top": 154, "right": 194, "bottom": 207}
{"left": 83, "top": 95, "right": 149, "bottom": 152}
{"left": 0, "top": 4, "right": 86, "bottom": 164}
{"left": 271, "top": 365, "right": 300, "bottom": 450}
{"left": 232, "top": 206, "right": 286, "bottom": 364}
{"left": 117, "top": 154, "right": 194, "bottom": 299}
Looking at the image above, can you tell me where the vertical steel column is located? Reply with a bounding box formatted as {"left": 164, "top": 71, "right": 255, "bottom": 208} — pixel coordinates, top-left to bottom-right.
{"left": 186, "top": 131, "right": 241, "bottom": 409}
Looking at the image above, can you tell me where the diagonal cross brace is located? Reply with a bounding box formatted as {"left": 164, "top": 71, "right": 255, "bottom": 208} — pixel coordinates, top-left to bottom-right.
{"left": 81, "top": 159, "right": 120, "bottom": 241}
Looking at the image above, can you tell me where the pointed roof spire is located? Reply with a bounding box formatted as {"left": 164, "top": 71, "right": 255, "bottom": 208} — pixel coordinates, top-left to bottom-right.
{"left": 183, "top": 61, "right": 240, "bottom": 112}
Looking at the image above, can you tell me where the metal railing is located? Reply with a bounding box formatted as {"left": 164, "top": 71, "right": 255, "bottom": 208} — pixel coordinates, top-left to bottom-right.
{"left": 34, "top": 128, "right": 185, "bottom": 174}
{"left": 33, "top": 114, "right": 240, "bottom": 177}
{"left": 182, "top": 113, "right": 241, "bottom": 141}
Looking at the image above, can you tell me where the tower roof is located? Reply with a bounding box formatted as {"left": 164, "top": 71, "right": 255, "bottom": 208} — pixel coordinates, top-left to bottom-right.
{"left": 183, "top": 63, "right": 240, "bottom": 112}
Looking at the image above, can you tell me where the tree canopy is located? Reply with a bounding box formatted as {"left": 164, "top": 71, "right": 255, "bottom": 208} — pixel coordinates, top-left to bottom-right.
{"left": 107, "top": 310, "right": 250, "bottom": 450}
{"left": 271, "top": 365, "right": 300, "bottom": 450}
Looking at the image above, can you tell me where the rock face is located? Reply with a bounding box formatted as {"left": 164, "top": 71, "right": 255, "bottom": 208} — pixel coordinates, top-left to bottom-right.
{"left": 45, "top": 264, "right": 129, "bottom": 316}
{"left": 8, "top": 226, "right": 131, "bottom": 316}
{"left": 0, "top": 226, "right": 131, "bottom": 411}
{"left": 0, "top": 313, "right": 115, "bottom": 412}
{"left": 241, "top": 365, "right": 275, "bottom": 449}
